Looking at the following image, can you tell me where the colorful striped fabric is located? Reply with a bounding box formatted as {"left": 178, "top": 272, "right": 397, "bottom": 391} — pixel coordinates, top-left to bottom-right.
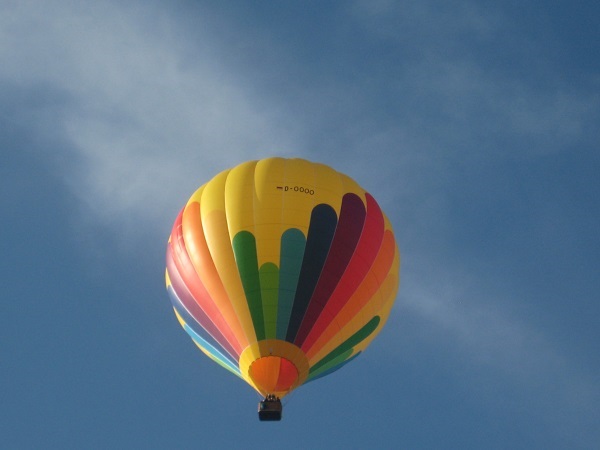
{"left": 165, "top": 157, "right": 400, "bottom": 398}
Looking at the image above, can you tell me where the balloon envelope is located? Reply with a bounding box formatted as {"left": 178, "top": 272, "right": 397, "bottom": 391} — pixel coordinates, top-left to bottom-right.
{"left": 165, "top": 157, "right": 400, "bottom": 398}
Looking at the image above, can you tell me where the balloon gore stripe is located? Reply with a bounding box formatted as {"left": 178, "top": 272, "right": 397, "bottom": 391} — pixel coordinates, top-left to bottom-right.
{"left": 285, "top": 203, "right": 338, "bottom": 342}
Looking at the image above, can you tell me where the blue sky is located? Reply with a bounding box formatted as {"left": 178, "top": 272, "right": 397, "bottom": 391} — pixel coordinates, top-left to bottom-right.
{"left": 2, "top": 1, "right": 599, "bottom": 448}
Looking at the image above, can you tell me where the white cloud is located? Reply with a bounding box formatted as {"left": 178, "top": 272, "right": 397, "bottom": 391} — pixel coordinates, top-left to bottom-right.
{"left": 4, "top": 0, "right": 595, "bottom": 239}
{"left": 394, "top": 262, "right": 600, "bottom": 443}
{"left": 1, "top": 1, "right": 299, "bottom": 236}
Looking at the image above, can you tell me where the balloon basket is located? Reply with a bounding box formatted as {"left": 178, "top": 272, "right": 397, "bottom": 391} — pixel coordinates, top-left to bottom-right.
{"left": 258, "top": 395, "right": 282, "bottom": 421}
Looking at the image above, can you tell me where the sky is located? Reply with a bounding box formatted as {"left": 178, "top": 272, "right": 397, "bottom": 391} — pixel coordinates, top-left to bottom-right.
{"left": 2, "top": 0, "right": 599, "bottom": 448}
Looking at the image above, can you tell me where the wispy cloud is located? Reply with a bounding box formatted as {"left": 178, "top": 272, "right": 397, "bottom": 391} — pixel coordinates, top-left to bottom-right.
{"left": 348, "top": 0, "right": 597, "bottom": 156}
{"left": 2, "top": 1, "right": 299, "bottom": 235}
{"left": 4, "top": 0, "right": 596, "bottom": 235}
{"left": 394, "top": 260, "right": 600, "bottom": 445}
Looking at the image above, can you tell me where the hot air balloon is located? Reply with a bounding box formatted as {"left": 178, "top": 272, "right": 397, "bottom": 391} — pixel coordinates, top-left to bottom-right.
{"left": 165, "top": 157, "right": 400, "bottom": 420}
